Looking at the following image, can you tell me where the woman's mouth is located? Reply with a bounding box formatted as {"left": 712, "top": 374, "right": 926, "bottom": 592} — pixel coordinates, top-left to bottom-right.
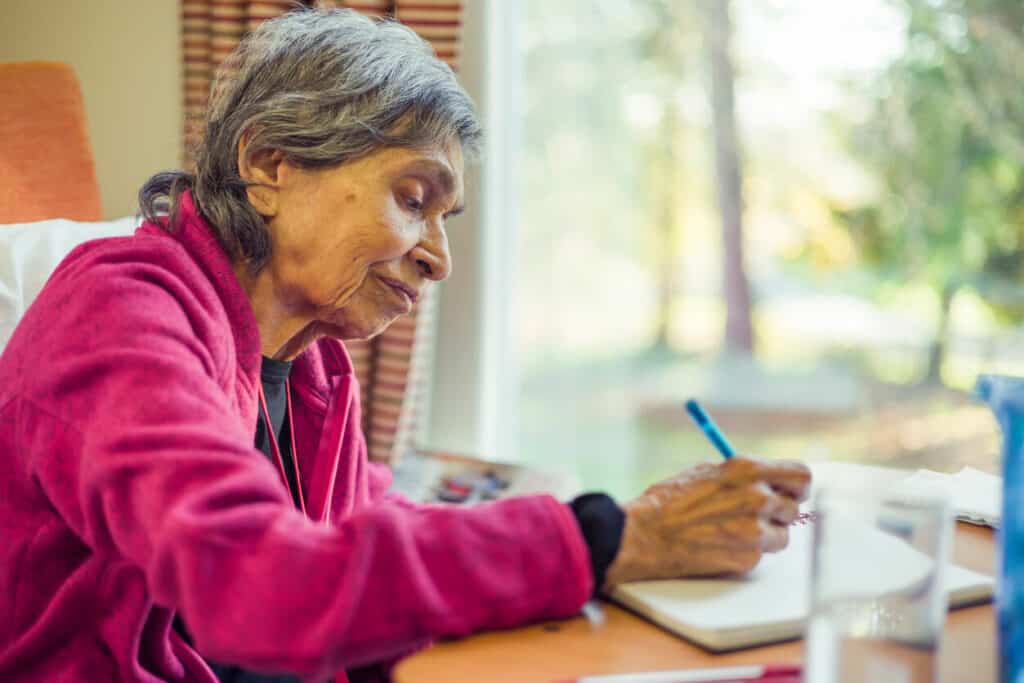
{"left": 379, "top": 276, "right": 419, "bottom": 308}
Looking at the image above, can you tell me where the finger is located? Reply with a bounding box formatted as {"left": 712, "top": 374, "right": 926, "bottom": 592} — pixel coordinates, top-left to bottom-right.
{"left": 765, "top": 492, "right": 800, "bottom": 526}
{"left": 764, "top": 461, "right": 812, "bottom": 501}
{"left": 720, "top": 516, "right": 766, "bottom": 549}
{"left": 696, "top": 520, "right": 767, "bottom": 573}
{"left": 704, "top": 492, "right": 794, "bottom": 547}
{"left": 732, "top": 547, "right": 763, "bottom": 575}
{"left": 728, "top": 459, "right": 812, "bottom": 502}
{"left": 760, "top": 520, "right": 790, "bottom": 553}
{"left": 744, "top": 481, "right": 800, "bottom": 525}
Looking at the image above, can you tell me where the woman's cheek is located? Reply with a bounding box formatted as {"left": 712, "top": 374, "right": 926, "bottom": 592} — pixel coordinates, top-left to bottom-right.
{"left": 326, "top": 269, "right": 368, "bottom": 308}
{"left": 322, "top": 236, "right": 379, "bottom": 301}
{"left": 377, "top": 209, "right": 422, "bottom": 258}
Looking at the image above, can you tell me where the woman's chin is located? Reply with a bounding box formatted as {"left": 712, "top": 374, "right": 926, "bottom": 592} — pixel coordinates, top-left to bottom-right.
{"left": 322, "top": 314, "right": 400, "bottom": 342}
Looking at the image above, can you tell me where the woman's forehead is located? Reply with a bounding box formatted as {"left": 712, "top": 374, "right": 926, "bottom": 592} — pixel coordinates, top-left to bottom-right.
{"left": 379, "top": 145, "right": 465, "bottom": 196}
{"left": 320, "top": 144, "right": 465, "bottom": 208}
{"left": 382, "top": 144, "right": 463, "bottom": 175}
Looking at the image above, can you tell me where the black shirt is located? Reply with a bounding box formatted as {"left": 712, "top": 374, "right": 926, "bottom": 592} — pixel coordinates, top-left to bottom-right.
{"left": 253, "top": 355, "right": 301, "bottom": 507}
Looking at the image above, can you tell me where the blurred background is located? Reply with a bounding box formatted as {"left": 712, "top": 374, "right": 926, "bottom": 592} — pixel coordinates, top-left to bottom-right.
{"left": 496, "top": 0, "right": 1022, "bottom": 499}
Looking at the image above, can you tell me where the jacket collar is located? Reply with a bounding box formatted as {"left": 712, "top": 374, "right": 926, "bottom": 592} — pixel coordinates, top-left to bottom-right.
{"left": 134, "top": 191, "right": 355, "bottom": 411}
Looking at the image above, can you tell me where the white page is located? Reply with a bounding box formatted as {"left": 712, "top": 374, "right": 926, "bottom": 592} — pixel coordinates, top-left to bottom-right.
{"left": 901, "top": 467, "right": 1001, "bottom": 526}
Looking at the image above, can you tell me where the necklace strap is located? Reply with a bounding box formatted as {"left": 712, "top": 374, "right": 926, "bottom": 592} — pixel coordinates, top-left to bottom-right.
{"left": 257, "top": 380, "right": 307, "bottom": 516}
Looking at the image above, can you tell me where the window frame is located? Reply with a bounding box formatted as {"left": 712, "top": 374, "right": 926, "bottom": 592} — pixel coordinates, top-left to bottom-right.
{"left": 424, "top": 0, "right": 522, "bottom": 463}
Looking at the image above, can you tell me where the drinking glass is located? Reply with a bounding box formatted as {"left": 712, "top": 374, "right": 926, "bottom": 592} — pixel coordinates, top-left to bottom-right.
{"left": 804, "top": 484, "right": 952, "bottom": 683}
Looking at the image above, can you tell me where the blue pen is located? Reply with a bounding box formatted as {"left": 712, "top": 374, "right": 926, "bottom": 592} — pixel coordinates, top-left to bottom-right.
{"left": 685, "top": 399, "right": 736, "bottom": 459}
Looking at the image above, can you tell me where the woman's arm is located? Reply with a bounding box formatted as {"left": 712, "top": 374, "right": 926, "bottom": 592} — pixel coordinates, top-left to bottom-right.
{"left": 22, "top": 256, "right": 593, "bottom": 678}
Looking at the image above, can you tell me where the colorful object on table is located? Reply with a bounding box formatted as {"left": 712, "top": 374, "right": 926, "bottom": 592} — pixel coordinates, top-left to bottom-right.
{"left": 975, "top": 374, "right": 1024, "bottom": 683}
{"left": 684, "top": 399, "right": 736, "bottom": 459}
{"left": 559, "top": 663, "right": 802, "bottom": 683}
{"left": 436, "top": 470, "right": 510, "bottom": 503}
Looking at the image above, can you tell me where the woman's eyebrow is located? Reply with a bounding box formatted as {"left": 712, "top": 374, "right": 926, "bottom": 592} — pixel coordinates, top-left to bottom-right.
{"left": 402, "top": 159, "right": 456, "bottom": 196}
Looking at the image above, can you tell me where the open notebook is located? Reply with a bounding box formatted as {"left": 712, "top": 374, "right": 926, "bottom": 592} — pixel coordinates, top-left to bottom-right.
{"left": 609, "top": 514, "right": 993, "bottom": 652}
{"left": 902, "top": 467, "right": 1001, "bottom": 527}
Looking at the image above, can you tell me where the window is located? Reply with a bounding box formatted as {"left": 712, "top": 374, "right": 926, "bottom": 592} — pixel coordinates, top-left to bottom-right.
{"left": 503, "top": 0, "right": 1013, "bottom": 499}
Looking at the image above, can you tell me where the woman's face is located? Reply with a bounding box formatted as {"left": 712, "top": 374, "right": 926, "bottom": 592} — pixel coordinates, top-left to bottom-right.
{"left": 253, "top": 142, "right": 464, "bottom": 342}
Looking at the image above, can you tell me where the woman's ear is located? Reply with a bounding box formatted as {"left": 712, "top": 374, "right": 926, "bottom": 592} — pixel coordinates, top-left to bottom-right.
{"left": 237, "top": 133, "right": 285, "bottom": 217}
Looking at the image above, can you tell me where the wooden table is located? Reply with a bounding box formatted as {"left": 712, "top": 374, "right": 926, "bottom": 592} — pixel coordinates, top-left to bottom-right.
{"left": 394, "top": 473, "right": 996, "bottom": 683}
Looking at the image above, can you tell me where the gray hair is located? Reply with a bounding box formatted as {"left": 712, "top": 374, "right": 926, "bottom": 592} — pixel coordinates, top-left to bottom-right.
{"left": 140, "top": 8, "right": 482, "bottom": 271}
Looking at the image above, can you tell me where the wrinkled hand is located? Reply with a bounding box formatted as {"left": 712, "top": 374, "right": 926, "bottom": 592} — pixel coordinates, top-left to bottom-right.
{"left": 604, "top": 457, "right": 811, "bottom": 590}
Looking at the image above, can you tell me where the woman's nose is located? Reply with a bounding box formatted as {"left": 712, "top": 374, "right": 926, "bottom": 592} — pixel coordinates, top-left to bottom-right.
{"left": 411, "top": 224, "right": 451, "bottom": 282}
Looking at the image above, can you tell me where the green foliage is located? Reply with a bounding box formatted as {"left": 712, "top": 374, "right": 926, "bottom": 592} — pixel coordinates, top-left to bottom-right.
{"left": 831, "top": 0, "right": 1024, "bottom": 323}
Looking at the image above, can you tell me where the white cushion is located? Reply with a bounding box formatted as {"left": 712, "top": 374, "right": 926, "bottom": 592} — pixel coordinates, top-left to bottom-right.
{"left": 0, "top": 216, "right": 138, "bottom": 347}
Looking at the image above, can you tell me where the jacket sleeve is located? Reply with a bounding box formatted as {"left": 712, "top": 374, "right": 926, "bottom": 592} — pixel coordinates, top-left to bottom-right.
{"left": 25, "top": 257, "right": 593, "bottom": 678}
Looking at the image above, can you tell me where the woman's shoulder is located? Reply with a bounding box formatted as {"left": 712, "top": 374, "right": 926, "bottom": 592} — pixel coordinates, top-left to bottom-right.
{"left": 36, "top": 229, "right": 236, "bottom": 345}
{"left": 52, "top": 228, "right": 196, "bottom": 282}
{"left": 0, "top": 228, "right": 242, "bottom": 407}
{"left": 52, "top": 225, "right": 230, "bottom": 305}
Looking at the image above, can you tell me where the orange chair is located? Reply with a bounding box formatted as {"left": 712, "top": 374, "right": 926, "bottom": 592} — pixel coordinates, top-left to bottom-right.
{"left": 0, "top": 61, "right": 102, "bottom": 223}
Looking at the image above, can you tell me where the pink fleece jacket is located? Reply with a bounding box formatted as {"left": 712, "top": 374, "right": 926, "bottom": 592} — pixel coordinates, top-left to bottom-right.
{"left": 0, "top": 193, "right": 592, "bottom": 682}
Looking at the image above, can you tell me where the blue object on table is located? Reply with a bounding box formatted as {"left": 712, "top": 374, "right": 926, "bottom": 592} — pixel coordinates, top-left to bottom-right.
{"left": 684, "top": 399, "right": 736, "bottom": 459}
{"left": 976, "top": 374, "right": 1024, "bottom": 683}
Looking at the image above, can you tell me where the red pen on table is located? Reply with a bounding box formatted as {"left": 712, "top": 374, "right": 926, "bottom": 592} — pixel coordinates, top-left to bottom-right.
{"left": 558, "top": 664, "right": 802, "bottom": 683}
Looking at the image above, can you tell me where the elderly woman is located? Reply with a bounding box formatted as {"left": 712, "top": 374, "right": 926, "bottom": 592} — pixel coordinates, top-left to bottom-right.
{"left": 0, "top": 9, "right": 810, "bottom": 683}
